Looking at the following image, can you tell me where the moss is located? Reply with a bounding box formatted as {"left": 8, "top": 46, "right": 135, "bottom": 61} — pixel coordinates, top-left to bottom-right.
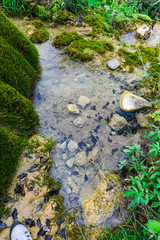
{"left": 31, "top": 20, "right": 44, "bottom": 29}
{"left": 67, "top": 224, "right": 86, "bottom": 240}
{"left": 30, "top": 29, "right": 49, "bottom": 43}
{"left": 53, "top": 10, "right": 73, "bottom": 23}
{"left": 83, "top": 14, "right": 113, "bottom": 36}
{"left": 0, "top": 126, "right": 26, "bottom": 199}
{"left": 0, "top": 36, "right": 37, "bottom": 97}
{"left": 52, "top": 31, "right": 83, "bottom": 48}
{"left": 66, "top": 39, "right": 114, "bottom": 61}
{"left": 0, "top": 81, "right": 38, "bottom": 132}
{"left": 133, "top": 13, "right": 152, "bottom": 22}
{"left": 118, "top": 48, "right": 143, "bottom": 69}
{"left": 0, "top": 9, "right": 39, "bottom": 69}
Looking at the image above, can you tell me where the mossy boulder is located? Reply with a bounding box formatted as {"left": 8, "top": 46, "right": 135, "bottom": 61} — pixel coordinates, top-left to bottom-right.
{"left": 30, "top": 29, "right": 49, "bottom": 43}
{"left": 0, "top": 9, "right": 39, "bottom": 69}
{"left": 0, "top": 35, "right": 37, "bottom": 97}
{"left": 133, "top": 14, "right": 152, "bottom": 23}
{"left": 31, "top": 20, "right": 44, "bottom": 29}
{"left": 53, "top": 10, "right": 73, "bottom": 23}
{"left": 52, "top": 31, "right": 83, "bottom": 48}
{"left": 66, "top": 39, "right": 114, "bottom": 62}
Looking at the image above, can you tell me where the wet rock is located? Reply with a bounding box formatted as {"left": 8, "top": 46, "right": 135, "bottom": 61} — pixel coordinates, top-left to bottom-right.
{"left": 60, "top": 141, "right": 66, "bottom": 150}
{"left": 137, "top": 113, "right": 149, "bottom": 128}
{"left": 25, "top": 25, "right": 36, "bottom": 38}
{"left": 109, "top": 114, "right": 128, "bottom": 131}
{"left": 74, "top": 151, "right": 86, "bottom": 166}
{"left": 66, "top": 158, "right": 74, "bottom": 168}
{"left": 78, "top": 96, "right": 91, "bottom": 109}
{"left": 46, "top": 219, "right": 51, "bottom": 226}
{"left": 29, "top": 164, "right": 39, "bottom": 173}
{"left": 14, "top": 183, "right": 24, "bottom": 195}
{"left": 90, "top": 105, "right": 96, "bottom": 110}
{"left": 120, "top": 91, "right": 152, "bottom": 112}
{"left": 61, "top": 228, "right": 66, "bottom": 239}
{"left": 66, "top": 187, "right": 72, "bottom": 194}
{"left": 40, "top": 157, "right": 49, "bottom": 164}
{"left": 35, "top": 203, "right": 43, "bottom": 212}
{"left": 88, "top": 146, "right": 99, "bottom": 162}
{"left": 67, "top": 177, "right": 78, "bottom": 193}
{"left": 37, "top": 218, "right": 42, "bottom": 228}
{"left": 12, "top": 208, "right": 18, "bottom": 220}
{"left": 43, "top": 226, "right": 51, "bottom": 232}
{"left": 4, "top": 196, "right": 11, "bottom": 203}
{"left": 67, "top": 104, "right": 79, "bottom": 114}
{"left": 25, "top": 218, "right": 35, "bottom": 227}
{"left": 56, "top": 218, "right": 65, "bottom": 235}
{"left": 17, "top": 173, "right": 28, "bottom": 179}
{"left": 0, "top": 223, "right": 6, "bottom": 232}
{"left": 136, "top": 25, "right": 151, "bottom": 39}
{"left": 37, "top": 227, "right": 46, "bottom": 237}
{"left": 45, "top": 235, "right": 53, "bottom": 240}
{"left": 21, "top": 178, "right": 28, "bottom": 185}
{"left": 107, "top": 59, "right": 120, "bottom": 70}
{"left": 68, "top": 140, "right": 78, "bottom": 152}
{"left": 73, "top": 117, "right": 85, "bottom": 128}
{"left": 112, "top": 148, "right": 119, "bottom": 155}
{"left": 79, "top": 171, "right": 123, "bottom": 226}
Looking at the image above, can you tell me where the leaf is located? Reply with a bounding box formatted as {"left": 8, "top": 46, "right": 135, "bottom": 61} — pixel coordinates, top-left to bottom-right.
{"left": 146, "top": 220, "right": 160, "bottom": 234}
{"left": 151, "top": 172, "right": 160, "bottom": 180}
{"left": 151, "top": 202, "right": 160, "bottom": 208}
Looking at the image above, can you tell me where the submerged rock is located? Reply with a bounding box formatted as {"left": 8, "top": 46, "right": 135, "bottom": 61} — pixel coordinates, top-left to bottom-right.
{"left": 136, "top": 25, "right": 151, "bottom": 39}
{"left": 78, "top": 96, "right": 91, "bottom": 108}
{"left": 74, "top": 151, "right": 86, "bottom": 166}
{"left": 73, "top": 117, "right": 85, "bottom": 128}
{"left": 120, "top": 91, "right": 152, "bottom": 112}
{"left": 66, "top": 158, "right": 74, "bottom": 168}
{"left": 107, "top": 59, "right": 120, "bottom": 70}
{"left": 68, "top": 140, "right": 78, "bottom": 152}
{"left": 137, "top": 113, "right": 150, "bottom": 128}
{"left": 79, "top": 171, "right": 123, "bottom": 226}
{"left": 67, "top": 104, "right": 79, "bottom": 114}
{"left": 88, "top": 146, "right": 99, "bottom": 162}
{"left": 109, "top": 114, "right": 128, "bottom": 131}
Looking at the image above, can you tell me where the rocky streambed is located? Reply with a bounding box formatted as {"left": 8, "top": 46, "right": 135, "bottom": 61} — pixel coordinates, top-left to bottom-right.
{"left": 2, "top": 17, "right": 160, "bottom": 232}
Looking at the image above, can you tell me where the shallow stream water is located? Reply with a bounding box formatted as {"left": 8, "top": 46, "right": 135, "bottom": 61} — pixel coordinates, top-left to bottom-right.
{"left": 11, "top": 17, "right": 160, "bottom": 227}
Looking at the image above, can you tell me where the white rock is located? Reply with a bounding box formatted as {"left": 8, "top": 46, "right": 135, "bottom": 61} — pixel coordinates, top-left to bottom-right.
{"left": 66, "top": 187, "right": 72, "bottom": 194}
{"left": 78, "top": 96, "right": 91, "bottom": 109}
{"left": 120, "top": 91, "right": 152, "bottom": 112}
{"left": 107, "top": 59, "right": 120, "bottom": 70}
{"left": 109, "top": 114, "right": 128, "bottom": 131}
{"left": 67, "top": 176, "right": 78, "bottom": 193}
{"left": 60, "top": 141, "right": 66, "bottom": 150}
{"left": 68, "top": 140, "right": 78, "bottom": 152}
{"left": 66, "top": 158, "right": 74, "bottom": 168}
{"left": 74, "top": 117, "right": 85, "bottom": 128}
{"left": 136, "top": 25, "right": 151, "bottom": 39}
{"left": 88, "top": 146, "right": 99, "bottom": 162}
{"left": 67, "top": 104, "right": 79, "bottom": 114}
{"left": 75, "top": 151, "right": 86, "bottom": 166}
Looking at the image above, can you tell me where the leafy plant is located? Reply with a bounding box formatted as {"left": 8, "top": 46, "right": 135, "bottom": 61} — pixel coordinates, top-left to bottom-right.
{"left": 1, "top": 0, "right": 25, "bottom": 15}
{"left": 38, "top": 5, "right": 51, "bottom": 19}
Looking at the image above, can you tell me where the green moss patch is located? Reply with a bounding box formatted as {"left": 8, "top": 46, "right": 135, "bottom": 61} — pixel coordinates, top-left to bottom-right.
{"left": 133, "top": 14, "right": 152, "bottom": 23}
{"left": 53, "top": 31, "right": 83, "bottom": 48}
{"left": 66, "top": 39, "right": 114, "bottom": 61}
{"left": 0, "top": 9, "right": 39, "bottom": 69}
{"left": 83, "top": 13, "right": 113, "bottom": 36}
{"left": 31, "top": 20, "right": 44, "bottom": 29}
{"left": 30, "top": 29, "right": 49, "bottom": 43}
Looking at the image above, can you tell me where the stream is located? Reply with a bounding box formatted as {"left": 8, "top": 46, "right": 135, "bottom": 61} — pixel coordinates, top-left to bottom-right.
{"left": 11, "top": 17, "right": 160, "bottom": 227}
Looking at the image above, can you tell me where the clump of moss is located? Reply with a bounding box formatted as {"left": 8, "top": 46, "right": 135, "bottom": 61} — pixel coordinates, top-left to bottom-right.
{"left": 0, "top": 81, "right": 38, "bottom": 132}
{"left": 0, "top": 36, "right": 36, "bottom": 97}
{"left": 66, "top": 39, "right": 114, "bottom": 61}
{"left": 53, "top": 31, "right": 83, "bottom": 48}
{"left": 0, "top": 9, "right": 39, "bottom": 69}
{"left": 133, "top": 13, "right": 152, "bottom": 23}
{"left": 30, "top": 29, "right": 49, "bottom": 43}
{"left": 0, "top": 126, "right": 26, "bottom": 199}
{"left": 83, "top": 14, "right": 113, "bottom": 36}
{"left": 31, "top": 20, "right": 44, "bottom": 29}
{"left": 53, "top": 10, "right": 73, "bottom": 23}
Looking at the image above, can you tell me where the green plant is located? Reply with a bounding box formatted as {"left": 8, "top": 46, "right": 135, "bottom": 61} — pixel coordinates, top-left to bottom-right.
{"left": 30, "top": 29, "right": 49, "bottom": 43}
{"left": 42, "top": 138, "right": 56, "bottom": 153}
{"left": 38, "top": 5, "right": 51, "bottom": 19}
{"left": 1, "top": 0, "right": 25, "bottom": 15}
{"left": 149, "top": 111, "right": 160, "bottom": 123}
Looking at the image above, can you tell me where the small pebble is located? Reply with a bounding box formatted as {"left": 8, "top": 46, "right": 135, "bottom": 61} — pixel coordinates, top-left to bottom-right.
{"left": 25, "top": 218, "right": 35, "bottom": 227}
{"left": 45, "top": 235, "right": 53, "bottom": 240}
{"left": 37, "top": 218, "right": 42, "bottom": 228}
{"left": 90, "top": 105, "right": 96, "bottom": 110}
{"left": 17, "top": 173, "right": 28, "bottom": 179}
{"left": 35, "top": 203, "right": 43, "bottom": 212}
{"left": 37, "top": 227, "right": 46, "bottom": 237}
{"left": 112, "top": 148, "right": 119, "bottom": 155}
{"left": 66, "top": 188, "right": 72, "bottom": 194}
{"left": 46, "top": 219, "right": 51, "bottom": 226}
{"left": 0, "top": 223, "right": 7, "bottom": 232}
{"left": 4, "top": 196, "right": 11, "bottom": 203}
{"left": 12, "top": 208, "right": 18, "bottom": 220}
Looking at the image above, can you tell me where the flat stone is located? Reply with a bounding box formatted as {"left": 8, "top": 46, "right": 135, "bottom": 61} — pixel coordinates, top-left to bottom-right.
{"left": 73, "top": 117, "right": 85, "bottom": 128}
{"left": 78, "top": 96, "right": 91, "bottom": 109}
{"left": 109, "top": 114, "right": 128, "bottom": 131}
{"left": 120, "top": 91, "right": 152, "bottom": 112}
{"left": 88, "top": 146, "right": 99, "bottom": 162}
{"left": 68, "top": 140, "right": 78, "bottom": 152}
{"left": 60, "top": 141, "right": 66, "bottom": 150}
{"left": 67, "top": 104, "right": 79, "bottom": 114}
{"left": 66, "top": 158, "right": 74, "bottom": 168}
{"left": 74, "top": 151, "right": 86, "bottom": 166}
{"left": 66, "top": 187, "right": 72, "bottom": 194}
{"left": 107, "top": 59, "right": 120, "bottom": 70}
{"left": 67, "top": 177, "right": 78, "bottom": 193}
{"left": 137, "top": 113, "right": 149, "bottom": 128}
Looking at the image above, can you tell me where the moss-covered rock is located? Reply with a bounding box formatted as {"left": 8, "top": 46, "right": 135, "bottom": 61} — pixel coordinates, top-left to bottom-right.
{"left": 52, "top": 31, "right": 83, "bottom": 48}
{"left": 83, "top": 13, "right": 113, "bottom": 36}
{"left": 30, "top": 29, "right": 49, "bottom": 43}
{"left": 0, "top": 81, "right": 38, "bottom": 132}
{"left": 0, "top": 35, "right": 37, "bottom": 97}
{"left": 133, "top": 13, "right": 152, "bottom": 23}
{"left": 53, "top": 10, "right": 73, "bottom": 23}
{"left": 0, "top": 9, "right": 39, "bottom": 69}
{"left": 31, "top": 20, "right": 44, "bottom": 29}
{"left": 66, "top": 39, "right": 114, "bottom": 61}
